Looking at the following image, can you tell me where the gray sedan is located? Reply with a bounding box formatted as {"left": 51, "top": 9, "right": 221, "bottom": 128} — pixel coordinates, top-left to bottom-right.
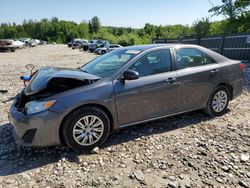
{"left": 9, "top": 44, "right": 244, "bottom": 151}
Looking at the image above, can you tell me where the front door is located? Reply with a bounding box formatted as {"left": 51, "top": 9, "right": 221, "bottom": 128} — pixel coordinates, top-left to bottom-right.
{"left": 114, "top": 49, "right": 178, "bottom": 125}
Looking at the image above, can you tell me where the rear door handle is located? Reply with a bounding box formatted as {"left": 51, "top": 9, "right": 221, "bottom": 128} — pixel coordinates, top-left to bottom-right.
{"left": 166, "top": 77, "right": 176, "bottom": 84}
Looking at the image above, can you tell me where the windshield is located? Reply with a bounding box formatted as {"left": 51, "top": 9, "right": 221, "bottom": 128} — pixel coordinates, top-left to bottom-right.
{"left": 81, "top": 49, "right": 140, "bottom": 77}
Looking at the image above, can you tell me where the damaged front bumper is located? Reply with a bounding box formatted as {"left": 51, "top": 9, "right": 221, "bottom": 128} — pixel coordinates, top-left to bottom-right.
{"left": 9, "top": 100, "right": 63, "bottom": 147}
{"left": 9, "top": 66, "right": 101, "bottom": 147}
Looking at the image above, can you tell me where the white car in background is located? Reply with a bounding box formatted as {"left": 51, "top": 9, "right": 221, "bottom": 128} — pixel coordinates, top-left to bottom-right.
{"left": 13, "top": 41, "right": 25, "bottom": 49}
{"left": 95, "top": 44, "right": 123, "bottom": 55}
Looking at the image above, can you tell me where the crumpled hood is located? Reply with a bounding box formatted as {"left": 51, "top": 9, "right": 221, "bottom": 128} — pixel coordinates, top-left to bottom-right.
{"left": 24, "top": 67, "right": 100, "bottom": 96}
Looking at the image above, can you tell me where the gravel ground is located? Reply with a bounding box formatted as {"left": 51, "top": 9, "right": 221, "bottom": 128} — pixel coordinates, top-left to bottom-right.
{"left": 0, "top": 45, "right": 249, "bottom": 188}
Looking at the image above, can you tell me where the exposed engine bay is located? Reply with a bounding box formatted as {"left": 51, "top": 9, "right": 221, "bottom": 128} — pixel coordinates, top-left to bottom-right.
{"left": 16, "top": 66, "right": 99, "bottom": 112}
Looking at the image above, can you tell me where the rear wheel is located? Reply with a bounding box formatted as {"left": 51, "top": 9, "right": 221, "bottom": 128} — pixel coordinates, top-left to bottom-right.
{"left": 101, "top": 50, "right": 106, "bottom": 54}
{"left": 205, "top": 86, "right": 230, "bottom": 116}
{"left": 62, "top": 106, "right": 110, "bottom": 152}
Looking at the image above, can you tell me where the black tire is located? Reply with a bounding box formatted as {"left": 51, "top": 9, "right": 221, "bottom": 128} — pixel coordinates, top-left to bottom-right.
{"left": 62, "top": 106, "right": 110, "bottom": 152}
{"left": 101, "top": 50, "right": 106, "bottom": 54}
{"left": 204, "top": 86, "right": 230, "bottom": 116}
{"left": 10, "top": 48, "right": 15, "bottom": 52}
{"left": 83, "top": 46, "right": 88, "bottom": 51}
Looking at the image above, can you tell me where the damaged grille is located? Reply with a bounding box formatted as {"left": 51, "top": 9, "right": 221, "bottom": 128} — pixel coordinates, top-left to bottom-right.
{"left": 15, "top": 91, "right": 32, "bottom": 112}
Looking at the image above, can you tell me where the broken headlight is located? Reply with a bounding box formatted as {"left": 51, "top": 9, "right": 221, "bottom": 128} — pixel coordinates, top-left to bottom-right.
{"left": 25, "top": 100, "right": 56, "bottom": 115}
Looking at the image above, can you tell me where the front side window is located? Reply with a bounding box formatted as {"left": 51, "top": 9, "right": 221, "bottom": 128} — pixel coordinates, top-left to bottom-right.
{"left": 128, "top": 49, "right": 172, "bottom": 77}
{"left": 176, "top": 48, "right": 216, "bottom": 70}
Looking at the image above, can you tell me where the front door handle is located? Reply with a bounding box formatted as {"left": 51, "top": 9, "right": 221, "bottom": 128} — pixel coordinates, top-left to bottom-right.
{"left": 211, "top": 69, "right": 219, "bottom": 76}
{"left": 166, "top": 77, "right": 176, "bottom": 84}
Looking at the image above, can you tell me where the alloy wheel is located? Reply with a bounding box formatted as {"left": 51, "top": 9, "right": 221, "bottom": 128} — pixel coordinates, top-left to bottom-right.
{"left": 72, "top": 115, "right": 104, "bottom": 146}
{"left": 212, "top": 91, "right": 228, "bottom": 112}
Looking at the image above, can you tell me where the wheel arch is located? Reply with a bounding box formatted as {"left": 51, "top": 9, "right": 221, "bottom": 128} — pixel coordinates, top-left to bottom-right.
{"left": 204, "top": 82, "right": 233, "bottom": 115}
{"left": 216, "top": 82, "right": 233, "bottom": 100}
{"left": 59, "top": 103, "right": 114, "bottom": 144}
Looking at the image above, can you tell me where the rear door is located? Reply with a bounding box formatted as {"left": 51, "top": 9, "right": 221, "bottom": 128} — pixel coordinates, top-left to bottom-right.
{"left": 114, "top": 49, "right": 178, "bottom": 125}
{"left": 174, "top": 48, "right": 220, "bottom": 111}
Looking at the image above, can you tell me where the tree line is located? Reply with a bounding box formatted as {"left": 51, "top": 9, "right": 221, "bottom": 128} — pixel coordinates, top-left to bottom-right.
{"left": 0, "top": 0, "right": 249, "bottom": 46}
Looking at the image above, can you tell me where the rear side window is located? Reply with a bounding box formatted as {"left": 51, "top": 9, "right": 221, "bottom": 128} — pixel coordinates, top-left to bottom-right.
{"left": 128, "top": 49, "right": 172, "bottom": 77}
{"left": 176, "top": 48, "right": 216, "bottom": 70}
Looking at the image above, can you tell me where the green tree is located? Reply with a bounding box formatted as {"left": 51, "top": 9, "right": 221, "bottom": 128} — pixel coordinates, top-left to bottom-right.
{"left": 0, "top": 27, "right": 4, "bottom": 38}
{"left": 209, "top": 0, "right": 250, "bottom": 19}
{"left": 209, "top": 20, "right": 228, "bottom": 35}
{"left": 155, "top": 25, "right": 165, "bottom": 38}
{"left": 193, "top": 17, "right": 211, "bottom": 37}
{"left": 78, "top": 22, "right": 89, "bottom": 39}
{"left": 143, "top": 23, "right": 157, "bottom": 39}
{"left": 209, "top": 0, "right": 250, "bottom": 33}
{"left": 89, "top": 16, "right": 101, "bottom": 34}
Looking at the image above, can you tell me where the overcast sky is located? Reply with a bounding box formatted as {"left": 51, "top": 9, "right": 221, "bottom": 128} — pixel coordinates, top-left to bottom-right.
{"left": 0, "top": 0, "right": 224, "bottom": 28}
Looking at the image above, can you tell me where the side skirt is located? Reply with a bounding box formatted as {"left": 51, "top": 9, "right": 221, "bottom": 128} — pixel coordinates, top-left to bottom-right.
{"left": 118, "top": 107, "right": 203, "bottom": 129}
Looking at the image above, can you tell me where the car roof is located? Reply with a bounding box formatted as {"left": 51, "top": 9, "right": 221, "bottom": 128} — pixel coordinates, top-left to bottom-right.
{"left": 120, "top": 44, "right": 229, "bottom": 62}
{"left": 121, "top": 44, "right": 204, "bottom": 51}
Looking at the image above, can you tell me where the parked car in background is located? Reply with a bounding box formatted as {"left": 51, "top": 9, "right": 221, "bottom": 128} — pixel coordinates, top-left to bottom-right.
{"left": 82, "top": 40, "right": 95, "bottom": 51}
{"left": 34, "top": 39, "right": 41, "bottom": 45}
{"left": 95, "top": 44, "right": 123, "bottom": 55}
{"left": 82, "top": 42, "right": 89, "bottom": 51}
{"left": 68, "top": 39, "right": 74, "bottom": 47}
{"left": 29, "top": 39, "right": 39, "bottom": 47}
{"left": 81, "top": 40, "right": 91, "bottom": 51}
{"left": 88, "top": 40, "right": 110, "bottom": 52}
{"left": 68, "top": 38, "right": 78, "bottom": 48}
{"left": 17, "top": 38, "right": 43, "bottom": 47}
{"left": 13, "top": 40, "right": 26, "bottom": 49}
{"left": 40, "top": 41, "right": 48, "bottom": 45}
{"left": 0, "top": 39, "right": 15, "bottom": 52}
{"left": 72, "top": 39, "right": 87, "bottom": 49}
{"left": 10, "top": 44, "right": 244, "bottom": 152}
{"left": 78, "top": 40, "right": 89, "bottom": 50}
{"left": 19, "top": 38, "right": 32, "bottom": 47}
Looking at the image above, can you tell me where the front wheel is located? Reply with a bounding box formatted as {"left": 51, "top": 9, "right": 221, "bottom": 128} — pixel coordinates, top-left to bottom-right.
{"left": 62, "top": 106, "right": 110, "bottom": 152}
{"left": 204, "top": 86, "right": 230, "bottom": 116}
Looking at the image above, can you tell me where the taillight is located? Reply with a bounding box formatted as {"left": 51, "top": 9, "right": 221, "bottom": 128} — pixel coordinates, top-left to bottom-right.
{"left": 240, "top": 63, "right": 245, "bottom": 72}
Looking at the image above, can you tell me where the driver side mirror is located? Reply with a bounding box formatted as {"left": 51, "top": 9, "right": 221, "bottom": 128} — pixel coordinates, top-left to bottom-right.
{"left": 122, "top": 70, "right": 139, "bottom": 80}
